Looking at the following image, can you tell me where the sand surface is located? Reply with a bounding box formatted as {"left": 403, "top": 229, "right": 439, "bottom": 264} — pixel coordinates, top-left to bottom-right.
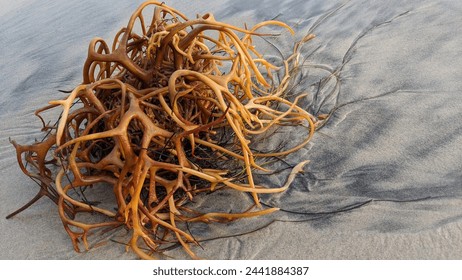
{"left": 1, "top": 0, "right": 462, "bottom": 259}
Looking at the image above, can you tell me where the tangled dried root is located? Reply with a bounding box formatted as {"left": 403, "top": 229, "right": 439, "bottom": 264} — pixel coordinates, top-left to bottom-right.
{"left": 9, "top": 1, "right": 316, "bottom": 259}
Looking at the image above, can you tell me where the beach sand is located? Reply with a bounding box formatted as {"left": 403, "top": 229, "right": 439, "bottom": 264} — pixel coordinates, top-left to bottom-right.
{"left": 1, "top": 0, "right": 461, "bottom": 259}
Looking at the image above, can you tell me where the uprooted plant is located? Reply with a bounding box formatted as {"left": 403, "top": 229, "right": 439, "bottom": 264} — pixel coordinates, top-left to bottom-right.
{"left": 8, "top": 1, "right": 316, "bottom": 259}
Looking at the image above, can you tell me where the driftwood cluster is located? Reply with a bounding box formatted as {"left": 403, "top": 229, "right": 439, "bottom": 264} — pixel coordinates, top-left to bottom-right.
{"left": 9, "top": 1, "right": 315, "bottom": 259}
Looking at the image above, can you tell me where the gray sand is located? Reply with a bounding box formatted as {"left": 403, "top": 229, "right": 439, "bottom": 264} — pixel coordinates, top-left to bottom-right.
{"left": 1, "top": 0, "right": 461, "bottom": 259}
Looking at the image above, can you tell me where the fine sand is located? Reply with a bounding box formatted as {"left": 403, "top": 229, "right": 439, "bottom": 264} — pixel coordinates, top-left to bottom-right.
{"left": 1, "top": 0, "right": 462, "bottom": 259}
